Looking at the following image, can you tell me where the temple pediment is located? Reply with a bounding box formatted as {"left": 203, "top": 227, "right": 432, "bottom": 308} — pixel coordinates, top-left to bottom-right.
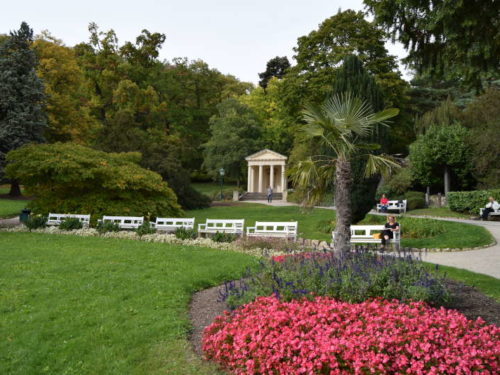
{"left": 245, "top": 149, "right": 288, "bottom": 162}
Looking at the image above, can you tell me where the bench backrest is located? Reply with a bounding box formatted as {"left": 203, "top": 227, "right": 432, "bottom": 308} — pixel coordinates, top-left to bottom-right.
{"left": 102, "top": 216, "right": 144, "bottom": 226}
{"left": 48, "top": 213, "right": 91, "bottom": 224}
{"left": 387, "top": 200, "right": 406, "bottom": 208}
{"left": 204, "top": 219, "right": 244, "bottom": 230}
{"left": 253, "top": 221, "right": 298, "bottom": 234}
{"left": 350, "top": 225, "right": 385, "bottom": 237}
{"left": 154, "top": 217, "right": 194, "bottom": 227}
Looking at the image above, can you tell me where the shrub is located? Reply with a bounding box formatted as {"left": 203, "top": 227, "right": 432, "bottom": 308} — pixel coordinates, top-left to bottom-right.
{"left": 174, "top": 227, "right": 197, "bottom": 240}
{"left": 357, "top": 216, "right": 446, "bottom": 239}
{"left": 96, "top": 221, "right": 120, "bottom": 234}
{"left": 448, "top": 189, "right": 500, "bottom": 215}
{"left": 5, "top": 143, "right": 183, "bottom": 220}
{"left": 404, "top": 191, "right": 425, "bottom": 210}
{"left": 220, "top": 251, "right": 450, "bottom": 310}
{"left": 203, "top": 297, "right": 500, "bottom": 375}
{"left": 24, "top": 215, "right": 47, "bottom": 231}
{"left": 234, "top": 237, "right": 302, "bottom": 253}
{"left": 59, "top": 218, "right": 83, "bottom": 231}
{"left": 212, "top": 232, "right": 237, "bottom": 243}
{"left": 136, "top": 221, "right": 156, "bottom": 237}
{"left": 377, "top": 167, "right": 414, "bottom": 197}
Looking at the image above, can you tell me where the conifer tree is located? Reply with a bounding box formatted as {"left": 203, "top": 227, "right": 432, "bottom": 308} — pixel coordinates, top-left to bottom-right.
{"left": 0, "top": 22, "right": 46, "bottom": 196}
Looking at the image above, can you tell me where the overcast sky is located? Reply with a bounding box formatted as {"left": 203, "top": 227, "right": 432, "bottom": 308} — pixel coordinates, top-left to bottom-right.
{"left": 1, "top": 0, "right": 410, "bottom": 84}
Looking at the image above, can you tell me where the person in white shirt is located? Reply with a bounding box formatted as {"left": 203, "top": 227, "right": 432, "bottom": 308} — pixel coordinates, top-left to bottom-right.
{"left": 482, "top": 196, "right": 500, "bottom": 220}
{"left": 267, "top": 186, "right": 273, "bottom": 203}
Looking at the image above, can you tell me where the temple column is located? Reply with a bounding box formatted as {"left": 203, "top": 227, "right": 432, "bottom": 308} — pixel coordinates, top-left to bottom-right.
{"left": 281, "top": 164, "right": 286, "bottom": 193}
{"left": 258, "top": 165, "right": 263, "bottom": 192}
{"left": 270, "top": 165, "right": 274, "bottom": 190}
{"left": 247, "top": 164, "right": 251, "bottom": 192}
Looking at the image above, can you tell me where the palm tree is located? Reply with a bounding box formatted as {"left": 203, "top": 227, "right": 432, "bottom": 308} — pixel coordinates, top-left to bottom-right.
{"left": 289, "top": 93, "right": 400, "bottom": 251}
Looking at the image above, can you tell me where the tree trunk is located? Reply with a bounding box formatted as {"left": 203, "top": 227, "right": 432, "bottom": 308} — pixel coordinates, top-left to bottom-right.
{"left": 9, "top": 181, "right": 21, "bottom": 197}
{"left": 333, "top": 158, "right": 352, "bottom": 252}
{"left": 443, "top": 165, "right": 450, "bottom": 195}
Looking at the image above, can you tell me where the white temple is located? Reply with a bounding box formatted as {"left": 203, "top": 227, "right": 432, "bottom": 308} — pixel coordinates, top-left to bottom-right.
{"left": 245, "top": 149, "right": 287, "bottom": 199}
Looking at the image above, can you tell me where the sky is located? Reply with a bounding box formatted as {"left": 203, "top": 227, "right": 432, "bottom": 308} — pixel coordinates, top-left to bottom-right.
{"left": 1, "top": 0, "right": 410, "bottom": 84}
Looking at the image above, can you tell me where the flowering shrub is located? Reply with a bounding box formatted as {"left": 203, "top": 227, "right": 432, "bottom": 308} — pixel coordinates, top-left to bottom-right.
{"left": 203, "top": 296, "right": 500, "bottom": 375}
{"left": 222, "top": 251, "right": 450, "bottom": 309}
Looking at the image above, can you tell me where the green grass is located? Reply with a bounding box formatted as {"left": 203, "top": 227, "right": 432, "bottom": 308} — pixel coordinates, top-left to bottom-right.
{"left": 407, "top": 207, "right": 471, "bottom": 219}
{"left": 0, "top": 232, "right": 257, "bottom": 375}
{"left": 187, "top": 203, "right": 493, "bottom": 248}
{"left": 0, "top": 199, "right": 27, "bottom": 218}
{"left": 426, "top": 263, "right": 500, "bottom": 301}
{"left": 188, "top": 203, "right": 335, "bottom": 241}
{"left": 0, "top": 184, "right": 24, "bottom": 195}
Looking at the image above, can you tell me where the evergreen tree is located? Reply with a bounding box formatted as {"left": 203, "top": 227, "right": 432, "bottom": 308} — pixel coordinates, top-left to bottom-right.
{"left": 0, "top": 22, "right": 46, "bottom": 196}
{"left": 332, "top": 55, "right": 387, "bottom": 222}
{"left": 258, "top": 56, "right": 290, "bottom": 89}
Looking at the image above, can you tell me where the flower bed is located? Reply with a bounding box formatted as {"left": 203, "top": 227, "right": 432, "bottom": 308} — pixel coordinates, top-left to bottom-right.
{"left": 203, "top": 296, "right": 500, "bottom": 375}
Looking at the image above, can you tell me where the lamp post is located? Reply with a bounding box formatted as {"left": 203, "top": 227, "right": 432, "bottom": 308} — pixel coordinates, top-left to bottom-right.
{"left": 219, "top": 168, "right": 225, "bottom": 200}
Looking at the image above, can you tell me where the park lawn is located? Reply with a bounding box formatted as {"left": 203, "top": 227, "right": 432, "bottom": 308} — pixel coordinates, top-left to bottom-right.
{"left": 187, "top": 203, "right": 492, "bottom": 248}
{"left": 0, "top": 232, "right": 257, "bottom": 375}
{"left": 0, "top": 198, "right": 27, "bottom": 218}
{"left": 426, "top": 263, "right": 500, "bottom": 301}
{"left": 188, "top": 203, "right": 335, "bottom": 241}
{"left": 407, "top": 207, "right": 471, "bottom": 219}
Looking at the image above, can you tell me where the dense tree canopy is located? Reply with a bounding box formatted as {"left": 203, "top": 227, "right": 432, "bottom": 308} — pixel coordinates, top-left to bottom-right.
{"left": 258, "top": 56, "right": 290, "bottom": 89}
{"left": 0, "top": 22, "right": 46, "bottom": 195}
{"left": 5, "top": 143, "right": 182, "bottom": 218}
{"left": 365, "top": 0, "right": 500, "bottom": 89}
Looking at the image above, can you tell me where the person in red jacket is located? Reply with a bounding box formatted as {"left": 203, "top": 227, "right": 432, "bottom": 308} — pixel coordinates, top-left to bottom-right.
{"left": 379, "top": 194, "right": 389, "bottom": 213}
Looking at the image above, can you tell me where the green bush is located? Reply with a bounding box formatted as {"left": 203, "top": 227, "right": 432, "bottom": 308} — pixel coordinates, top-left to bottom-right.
{"left": 212, "top": 232, "right": 238, "bottom": 243}
{"left": 174, "top": 227, "right": 198, "bottom": 240}
{"left": 24, "top": 215, "right": 47, "bottom": 231}
{"left": 96, "top": 221, "right": 120, "bottom": 234}
{"left": 404, "top": 191, "right": 425, "bottom": 210}
{"left": 136, "top": 221, "right": 156, "bottom": 237}
{"left": 5, "top": 143, "right": 183, "bottom": 221}
{"left": 357, "top": 216, "right": 446, "bottom": 239}
{"left": 377, "top": 167, "right": 413, "bottom": 197}
{"left": 59, "top": 218, "right": 83, "bottom": 231}
{"left": 447, "top": 189, "right": 500, "bottom": 215}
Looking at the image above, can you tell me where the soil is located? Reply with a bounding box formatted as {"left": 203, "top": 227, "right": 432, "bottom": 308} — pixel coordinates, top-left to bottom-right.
{"left": 189, "top": 280, "right": 500, "bottom": 357}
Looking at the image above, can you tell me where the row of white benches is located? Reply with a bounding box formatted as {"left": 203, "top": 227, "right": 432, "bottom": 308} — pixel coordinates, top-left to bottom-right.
{"left": 46, "top": 214, "right": 298, "bottom": 240}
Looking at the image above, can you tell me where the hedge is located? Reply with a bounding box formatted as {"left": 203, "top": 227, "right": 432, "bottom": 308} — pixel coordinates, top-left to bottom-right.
{"left": 447, "top": 189, "right": 500, "bottom": 215}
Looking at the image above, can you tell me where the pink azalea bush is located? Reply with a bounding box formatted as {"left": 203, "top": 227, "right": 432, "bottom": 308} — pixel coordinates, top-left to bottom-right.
{"left": 203, "top": 296, "right": 500, "bottom": 374}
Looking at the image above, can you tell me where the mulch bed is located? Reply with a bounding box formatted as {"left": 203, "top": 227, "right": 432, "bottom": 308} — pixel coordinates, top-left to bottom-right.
{"left": 189, "top": 280, "right": 500, "bottom": 357}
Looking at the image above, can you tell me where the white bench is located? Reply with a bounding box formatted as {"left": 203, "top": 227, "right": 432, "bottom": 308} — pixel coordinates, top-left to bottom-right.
{"left": 246, "top": 221, "right": 298, "bottom": 241}
{"left": 100, "top": 216, "right": 144, "bottom": 229}
{"left": 377, "top": 200, "right": 407, "bottom": 213}
{"left": 198, "top": 219, "right": 245, "bottom": 236}
{"left": 332, "top": 225, "right": 401, "bottom": 244}
{"left": 480, "top": 207, "right": 500, "bottom": 219}
{"left": 152, "top": 217, "right": 195, "bottom": 232}
{"left": 47, "top": 213, "right": 91, "bottom": 227}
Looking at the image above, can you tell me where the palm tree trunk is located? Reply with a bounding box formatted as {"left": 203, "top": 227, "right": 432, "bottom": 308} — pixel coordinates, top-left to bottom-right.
{"left": 333, "top": 158, "right": 352, "bottom": 252}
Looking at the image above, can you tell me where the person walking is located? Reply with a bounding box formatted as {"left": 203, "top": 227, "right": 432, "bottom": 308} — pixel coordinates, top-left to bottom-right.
{"left": 481, "top": 196, "right": 500, "bottom": 220}
{"left": 267, "top": 186, "right": 273, "bottom": 203}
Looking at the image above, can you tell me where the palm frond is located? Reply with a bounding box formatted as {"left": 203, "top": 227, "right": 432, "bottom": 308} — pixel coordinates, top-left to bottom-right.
{"left": 288, "top": 158, "right": 335, "bottom": 207}
{"left": 364, "top": 154, "right": 401, "bottom": 178}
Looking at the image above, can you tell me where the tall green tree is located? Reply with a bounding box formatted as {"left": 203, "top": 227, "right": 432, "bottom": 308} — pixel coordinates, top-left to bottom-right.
{"left": 258, "top": 56, "right": 290, "bottom": 89}
{"left": 289, "top": 93, "right": 399, "bottom": 251}
{"left": 365, "top": 0, "right": 500, "bottom": 89}
{"left": 203, "top": 99, "right": 262, "bottom": 185}
{"left": 0, "top": 22, "right": 46, "bottom": 196}
{"left": 409, "top": 125, "right": 473, "bottom": 194}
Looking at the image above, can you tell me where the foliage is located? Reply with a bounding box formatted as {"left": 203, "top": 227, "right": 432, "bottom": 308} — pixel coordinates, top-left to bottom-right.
{"left": 135, "top": 221, "right": 156, "bottom": 236}
{"left": 234, "top": 237, "right": 301, "bottom": 254}
{"left": 258, "top": 56, "right": 290, "bottom": 89}
{"left": 5, "top": 143, "right": 182, "bottom": 218}
{"left": 59, "top": 217, "right": 83, "bottom": 231}
{"left": 461, "top": 88, "right": 500, "bottom": 188}
{"left": 202, "top": 99, "right": 262, "bottom": 184}
{"left": 409, "top": 124, "right": 473, "bottom": 190}
{"left": 222, "top": 251, "right": 450, "bottom": 308}
{"left": 24, "top": 215, "right": 47, "bottom": 231}
{"left": 203, "top": 296, "right": 499, "bottom": 374}
{"left": 95, "top": 221, "right": 120, "bottom": 234}
{"left": 174, "top": 227, "right": 198, "bottom": 240}
{"left": 211, "top": 232, "right": 237, "bottom": 243}
{"left": 447, "top": 189, "right": 500, "bottom": 215}
{"left": 365, "top": 0, "right": 500, "bottom": 88}
{"left": 0, "top": 22, "right": 46, "bottom": 183}
{"left": 414, "top": 97, "right": 462, "bottom": 135}
{"left": 378, "top": 167, "right": 414, "bottom": 197}
{"left": 33, "top": 33, "right": 99, "bottom": 143}
{"left": 0, "top": 232, "right": 256, "bottom": 374}
{"left": 404, "top": 191, "right": 426, "bottom": 211}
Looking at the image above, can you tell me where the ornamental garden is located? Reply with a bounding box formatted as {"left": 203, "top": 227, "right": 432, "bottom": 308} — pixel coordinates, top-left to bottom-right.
{"left": 1, "top": 4, "right": 500, "bottom": 374}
